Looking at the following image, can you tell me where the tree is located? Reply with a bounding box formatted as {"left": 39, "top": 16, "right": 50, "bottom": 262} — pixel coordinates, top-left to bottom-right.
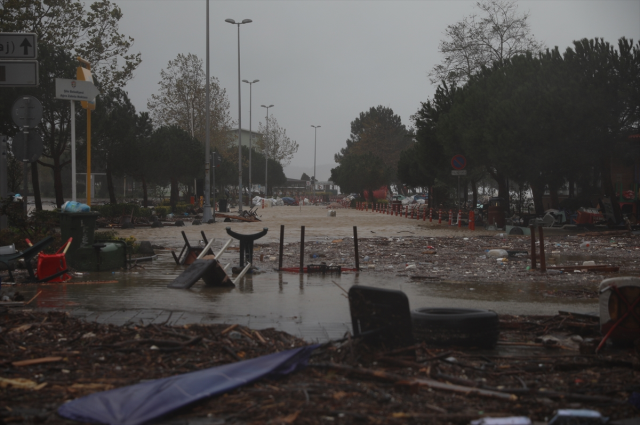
{"left": 84, "top": 88, "right": 137, "bottom": 204}
{"left": 0, "top": 0, "right": 142, "bottom": 207}
{"left": 256, "top": 115, "right": 299, "bottom": 166}
{"left": 331, "top": 153, "right": 390, "bottom": 201}
{"left": 429, "top": 0, "right": 543, "bottom": 85}
{"left": 334, "top": 106, "right": 412, "bottom": 184}
{"left": 147, "top": 126, "right": 203, "bottom": 211}
{"left": 147, "top": 53, "right": 233, "bottom": 151}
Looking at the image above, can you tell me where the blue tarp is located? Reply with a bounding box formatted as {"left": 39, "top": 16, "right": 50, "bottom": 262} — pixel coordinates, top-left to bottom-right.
{"left": 58, "top": 345, "right": 318, "bottom": 425}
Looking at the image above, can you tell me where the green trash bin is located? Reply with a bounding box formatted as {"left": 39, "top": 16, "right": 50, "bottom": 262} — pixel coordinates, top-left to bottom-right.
{"left": 59, "top": 212, "right": 127, "bottom": 272}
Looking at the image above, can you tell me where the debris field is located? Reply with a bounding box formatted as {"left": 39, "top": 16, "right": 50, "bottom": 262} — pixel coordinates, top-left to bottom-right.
{"left": 1, "top": 310, "right": 639, "bottom": 424}
{"left": 255, "top": 233, "right": 640, "bottom": 299}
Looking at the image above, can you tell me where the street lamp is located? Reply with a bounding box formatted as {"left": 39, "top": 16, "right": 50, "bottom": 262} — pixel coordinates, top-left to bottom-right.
{"left": 311, "top": 125, "right": 321, "bottom": 200}
{"left": 242, "top": 79, "right": 259, "bottom": 199}
{"left": 261, "top": 104, "right": 273, "bottom": 197}
{"left": 225, "top": 18, "right": 252, "bottom": 212}
{"left": 203, "top": 0, "right": 213, "bottom": 222}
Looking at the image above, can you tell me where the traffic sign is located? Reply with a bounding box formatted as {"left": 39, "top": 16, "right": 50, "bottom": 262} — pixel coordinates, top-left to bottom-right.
{"left": 451, "top": 154, "right": 467, "bottom": 170}
{"left": 55, "top": 78, "right": 100, "bottom": 101}
{"left": 0, "top": 60, "right": 38, "bottom": 87}
{"left": 451, "top": 170, "right": 467, "bottom": 176}
{"left": 0, "top": 33, "right": 37, "bottom": 59}
{"left": 12, "top": 96, "right": 43, "bottom": 128}
{"left": 12, "top": 131, "right": 43, "bottom": 163}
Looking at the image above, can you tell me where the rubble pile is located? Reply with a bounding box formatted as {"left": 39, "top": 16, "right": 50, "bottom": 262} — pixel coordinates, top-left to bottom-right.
{"left": 1, "top": 311, "right": 638, "bottom": 423}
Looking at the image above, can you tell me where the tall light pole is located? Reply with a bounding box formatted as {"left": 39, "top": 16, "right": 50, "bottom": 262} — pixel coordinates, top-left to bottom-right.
{"left": 261, "top": 104, "right": 273, "bottom": 197}
{"left": 311, "top": 125, "right": 321, "bottom": 199}
{"left": 203, "top": 0, "right": 212, "bottom": 222}
{"left": 225, "top": 18, "right": 252, "bottom": 211}
{"left": 242, "top": 79, "right": 258, "bottom": 199}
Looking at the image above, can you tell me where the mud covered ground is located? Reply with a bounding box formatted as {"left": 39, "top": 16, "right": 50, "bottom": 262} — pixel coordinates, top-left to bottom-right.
{"left": 1, "top": 310, "right": 639, "bottom": 424}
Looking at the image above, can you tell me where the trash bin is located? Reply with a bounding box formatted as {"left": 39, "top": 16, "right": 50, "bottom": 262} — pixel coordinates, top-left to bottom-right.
{"left": 487, "top": 197, "right": 506, "bottom": 229}
{"left": 59, "top": 212, "right": 127, "bottom": 272}
{"left": 218, "top": 199, "right": 228, "bottom": 213}
{"left": 391, "top": 200, "right": 402, "bottom": 213}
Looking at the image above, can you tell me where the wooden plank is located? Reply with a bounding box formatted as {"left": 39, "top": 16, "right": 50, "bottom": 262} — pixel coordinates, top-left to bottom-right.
{"left": 12, "top": 356, "right": 63, "bottom": 367}
{"left": 547, "top": 265, "right": 619, "bottom": 272}
{"left": 215, "top": 213, "right": 260, "bottom": 223}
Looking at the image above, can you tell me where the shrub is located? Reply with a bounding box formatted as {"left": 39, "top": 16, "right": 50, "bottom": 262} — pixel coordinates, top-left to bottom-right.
{"left": 91, "top": 203, "right": 153, "bottom": 219}
{"left": 95, "top": 230, "right": 138, "bottom": 255}
{"left": 154, "top": 206, "right": 169, "bottom": 218}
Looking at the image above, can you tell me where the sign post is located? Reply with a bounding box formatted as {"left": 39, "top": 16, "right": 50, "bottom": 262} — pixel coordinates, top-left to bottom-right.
{"left": 55, "top": 78, "right": 100, "bottom": 201}
{"left": 76, "top": 57, "right": 95, "bottom": 205}
{"left": 0, "top": 33, "right": 38, "bottom": 87}
{"left": 451, "top": 154, "right": 467, "bottom": 208}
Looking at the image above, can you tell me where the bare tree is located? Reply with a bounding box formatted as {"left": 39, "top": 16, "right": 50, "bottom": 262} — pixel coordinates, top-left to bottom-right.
{"left": 256, "top": 115, "right": 299, "bottom": 166}
{"left": 429, "top": 0, "right": 544, "bottom": 85}
{"left": 147, "top": 53, "right": 234, "bottom": 151}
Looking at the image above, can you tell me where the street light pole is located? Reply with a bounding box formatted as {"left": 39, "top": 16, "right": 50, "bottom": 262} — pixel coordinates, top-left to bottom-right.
{"left": 225, "top": 18, "right": 252, "bottom": 212}
{"left": 242, "top": 79, "right": 258, "bottom": 200}
{"left": 261, "top": 104, "right": 273, "bottom": 197}
{"left": 203, "top": 0, "right": 212, "bottom": 222}
{"left": 311, "top": 125, "right": 320, "bottom": 200}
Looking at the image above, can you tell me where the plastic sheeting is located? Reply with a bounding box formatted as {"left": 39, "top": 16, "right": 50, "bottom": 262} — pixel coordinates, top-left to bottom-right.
{"left": 58, "top": 345, "right": 319, "bottom": 425}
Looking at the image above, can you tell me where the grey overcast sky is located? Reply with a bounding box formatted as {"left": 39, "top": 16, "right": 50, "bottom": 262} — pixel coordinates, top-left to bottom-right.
{"left": 112, "top": 0, "right": 640, "bottom": 181}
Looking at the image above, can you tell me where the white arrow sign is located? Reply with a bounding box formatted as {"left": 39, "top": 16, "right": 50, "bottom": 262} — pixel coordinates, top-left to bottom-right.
{"left": 55, "top": 78, "right": 100, "bottom": 101}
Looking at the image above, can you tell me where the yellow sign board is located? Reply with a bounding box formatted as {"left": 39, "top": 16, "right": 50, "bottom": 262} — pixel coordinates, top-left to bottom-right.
{"left": 76, "top": 66, "right": 96, "bottom": 110}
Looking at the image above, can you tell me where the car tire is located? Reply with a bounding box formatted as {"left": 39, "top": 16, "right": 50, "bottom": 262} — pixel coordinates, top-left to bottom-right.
{"left": 411, "top": 308, "right": 499, "bottom": 348}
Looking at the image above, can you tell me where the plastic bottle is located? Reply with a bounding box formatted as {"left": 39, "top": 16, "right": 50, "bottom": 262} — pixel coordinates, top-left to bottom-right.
{"left": 487, "top": 249, "right": 509, "bottom": 257}
{"left": 579, "top": 241, "right": 592, "bottom": 249}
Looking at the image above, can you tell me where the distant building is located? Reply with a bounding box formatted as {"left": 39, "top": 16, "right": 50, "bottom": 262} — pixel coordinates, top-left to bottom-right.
{"left": 226, "top": 128, "right": 263, "bottom": 150}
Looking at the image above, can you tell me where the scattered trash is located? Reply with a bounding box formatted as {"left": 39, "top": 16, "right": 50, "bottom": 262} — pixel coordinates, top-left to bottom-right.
{"left": 487, "top": 249, "right": 509, "bottom": 257}
{"left": 471, "top": 417, "right": 531, "bottom": 425}
{"left": 548, "top": 409, "right": 606, "bottom": 425}
{"left": 580, "top": 241, "right": 592, "bottom": 249}
{"left": 61, "top": 201, "right": 91, "bottom": 213}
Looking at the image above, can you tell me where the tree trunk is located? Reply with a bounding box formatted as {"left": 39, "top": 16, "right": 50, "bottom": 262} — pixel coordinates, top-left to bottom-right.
{"left": 51, "top": 157, "right": 65, "bottom": 208}
{"left": 106, "top": 164, "right": 117, "bottom": 204}
{"left": 31, "top": 162, "right": 42, "bottom": 211}
{"left": 600, "top": 153, "right": 622, "bottom": 224}
{"left": 471, "top": 180, "right": 478, "bottom": 210}
{"left": 142, "top": 176, "right": 148, "bottom": 207}
{"left": 549, "top": 184, "right": 560, "bottom": 210}
{"left": 529, "top": 181, "right": 545, "bottom": 215}
{"left": 170, "top": 177, "right": 179, "bottom": 212}
{"left": 568, "top": 178, "right": 574, "bottom": 198}
{"left": 487, "top": 168, "right": 509, "bottom": 211}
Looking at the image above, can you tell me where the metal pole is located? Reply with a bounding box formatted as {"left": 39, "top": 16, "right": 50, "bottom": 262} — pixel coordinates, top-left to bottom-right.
{"left": 299, "top": 225, "right": 305, "bottom": 273}
{"left": 0, "top": 136, "right": 7, "bottom": 230}
{"left": 279, "top": 224, "right": 284, "bottom": 271}
{"left": 203, "top": 0, "right": 212, "bottom": 222}
{"left": 87, "top": 108, "right": 91, "bottom": 206}
{"left": 249, "top": 83, "right": 252, "bottom": 199}
{"left": 236, "top": 23, "right": 243, "bottom": 212}
{"left": 353, "top": 226, "right": 360, "bottom": 271}
{"left": 265, "top": 109, "right": 268, "bottom": 197}
{"left": 538, "top": 225, "right": 546, "bottom": 273}
{"left": 71, "top": 101, "right": 76, "bottom": 201}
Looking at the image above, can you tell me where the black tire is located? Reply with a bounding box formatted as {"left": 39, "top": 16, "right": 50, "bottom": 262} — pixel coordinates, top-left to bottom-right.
{"left": 411, "top": 308, "right": 499, "bottom": 349}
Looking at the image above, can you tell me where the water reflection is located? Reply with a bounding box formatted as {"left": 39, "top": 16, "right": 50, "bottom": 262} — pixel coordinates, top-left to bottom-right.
{"left": 20, "top": 252, "right": 599, "bottom": 340}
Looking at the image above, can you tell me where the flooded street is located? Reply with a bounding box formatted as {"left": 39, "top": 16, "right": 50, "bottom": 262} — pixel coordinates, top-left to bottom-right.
{"left": 22, "top": 249, "right": 598, "bottom": 342}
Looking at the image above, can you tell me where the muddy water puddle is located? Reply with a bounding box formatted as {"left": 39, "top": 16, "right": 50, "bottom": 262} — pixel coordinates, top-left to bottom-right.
{"left": 22, "top": 251, "right": 598, "bottom": 341}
